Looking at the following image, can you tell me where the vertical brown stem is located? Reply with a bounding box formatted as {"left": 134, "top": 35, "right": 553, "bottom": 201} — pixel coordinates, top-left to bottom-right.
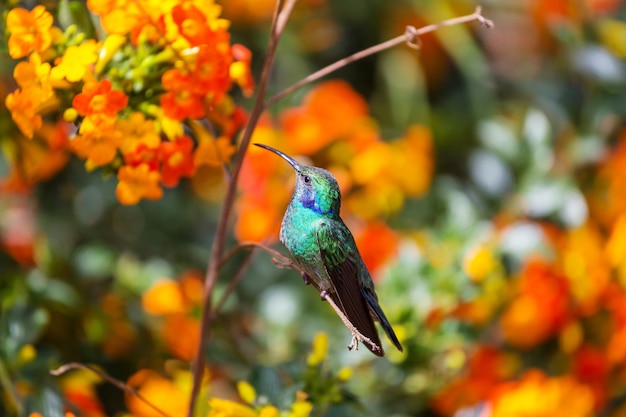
{"left": 186, "top": 1, "right": 298, "bottom": 416}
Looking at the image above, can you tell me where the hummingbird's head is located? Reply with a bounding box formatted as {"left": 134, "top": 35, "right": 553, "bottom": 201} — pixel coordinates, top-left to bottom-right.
{"left": 254, "top": 143, "right": 341, "bottom": 218}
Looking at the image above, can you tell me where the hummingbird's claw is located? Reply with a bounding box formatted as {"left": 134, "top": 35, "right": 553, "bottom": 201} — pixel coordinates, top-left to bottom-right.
{"left": 302, "top": 273, "right": 311, "bottom": 285}
{"left": 320, "top": 290, "right": 329, "bottom": 301}
{"left": 347, "top": 335, "right": 358, "bottom": 351}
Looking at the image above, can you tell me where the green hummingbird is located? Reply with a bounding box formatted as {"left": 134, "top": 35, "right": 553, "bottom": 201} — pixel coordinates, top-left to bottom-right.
{"left": 254, "top": 143, "right": 403, "bottom": 356}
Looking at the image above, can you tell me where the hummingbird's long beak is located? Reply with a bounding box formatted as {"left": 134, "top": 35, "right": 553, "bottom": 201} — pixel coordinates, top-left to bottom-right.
{"left": 254, "top": 143, "right": 300, "bottom": 171}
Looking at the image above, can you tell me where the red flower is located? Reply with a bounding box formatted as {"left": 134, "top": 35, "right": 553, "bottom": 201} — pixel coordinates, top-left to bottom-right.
{"left": 160, "top": 136, "right": 195, "bottom": 187}
{"left": 73, "top": 80, "right": 128, "bottom": 118}
{"left": 160, "top": 70, "right": 205, "bottom": 121}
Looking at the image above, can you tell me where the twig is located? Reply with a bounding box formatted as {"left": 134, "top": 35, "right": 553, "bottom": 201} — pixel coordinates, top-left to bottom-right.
{"left": 51, "top": 362, "right": 171, "bottom": 417}
{"left": 187, "top": 1, "right": 298, "bottom": 416}
{"left": 211, "top": 249, "right": 257, "bottom": 318}
{"left": 224, "top": 242, "right": 381, "bottom": 353}
{"left": 322, "top": 293, "right": 381, "bottom": 354}
{"left": 265, "top": 6, "right": 493, "bottom": 108}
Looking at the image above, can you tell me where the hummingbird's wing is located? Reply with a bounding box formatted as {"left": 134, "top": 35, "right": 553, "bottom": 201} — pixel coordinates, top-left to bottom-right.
{"left": 316, "top": 221, "right": 384, "bottom": 356}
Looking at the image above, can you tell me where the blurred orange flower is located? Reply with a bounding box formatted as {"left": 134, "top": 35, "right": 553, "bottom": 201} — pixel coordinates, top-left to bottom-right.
{"left": 352, "top": 220, "right": 399, "bottom": 275}
{"left": 5, "top": 89, "right": 44, "bottom": 139}
{"left": 500, "top": 259, "right": 570, "bottom": 348}
{"left": 194, "top": 136, "right": 237, "bottom": 167}
{"left": 70, "top": 129, "right": 123, "bottom": 167}
{"left": 488, "top": 370, "right": 594, "bottom": 417}
{"left": 126, "top": 369, "right": 191, "bottom": 417}
{"left": 116, "top": 164, "right": 163, "bottom": 205}
{"left": 13, "top": 52, "right": 54, "bottom": 101}
{"left": 432, "top": 346, "right": 518, "bottom": 416}
{"left": 560, "top": 222, "right": 611, "bottom": 315}
{"left": 281, "top": 80, "right": 368, "bottom": 155}
{"left": 116, "top": 112, "right": 161, "bottom": 155}
{"left": 6, "top": 6, "right": 54, "bottom": 58}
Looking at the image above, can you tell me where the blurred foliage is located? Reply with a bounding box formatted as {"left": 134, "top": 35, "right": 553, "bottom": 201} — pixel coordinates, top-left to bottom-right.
{"left": 2, "top": 0, "right": 626, "bottom": 416}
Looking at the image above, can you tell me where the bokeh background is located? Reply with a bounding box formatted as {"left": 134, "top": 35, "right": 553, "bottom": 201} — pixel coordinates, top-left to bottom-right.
{"left": 2, "top": 0, "right": 626, "bottom": 416}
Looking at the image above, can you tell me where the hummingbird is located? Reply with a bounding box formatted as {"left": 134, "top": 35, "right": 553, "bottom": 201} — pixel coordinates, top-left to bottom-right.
{"left": 254, "top": 143, "right": 403, "bottom": 356}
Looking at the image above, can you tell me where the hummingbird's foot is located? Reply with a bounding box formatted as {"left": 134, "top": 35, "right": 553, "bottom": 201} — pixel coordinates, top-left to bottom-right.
{"left": 320, "top": 289, "right": 329, "bottom": 301}
{"left": 302, "top": 273, "right": 311, "bottom": 285}
{"left": 347, "top": 335, "right": 359, "bottom": 351}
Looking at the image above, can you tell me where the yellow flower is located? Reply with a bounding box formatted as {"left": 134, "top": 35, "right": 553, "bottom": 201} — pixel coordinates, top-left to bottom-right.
{"left": 288, "top": 398, "right": 313, "bottom": 417}
{"left": 258, "top": 405, "right": 279, "bottom": 417}
{"left": 7, "top": 6, "right": 54, "bottom": 58}
{"left": 237, "top": 381, "right": 257, "bottom": 405}
{"left": 306, "top": 332, "right": 328, "bottom": 367}
{"left": 463, "top": 244, "right": 498, "bottom": 283}
{"left": 50, "top": 40, "right": 99, "bottom": 82}
{"left": 207, "top": 398, "right": 257, "bottom": 417}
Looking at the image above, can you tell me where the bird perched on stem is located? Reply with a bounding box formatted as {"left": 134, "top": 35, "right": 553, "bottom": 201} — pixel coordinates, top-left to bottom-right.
{"left": 254, "top": 143, "right": 403, "bottom": 356}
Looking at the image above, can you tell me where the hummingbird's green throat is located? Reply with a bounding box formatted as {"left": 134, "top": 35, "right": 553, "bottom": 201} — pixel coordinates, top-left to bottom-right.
{"left": 254, "top": 143, "right": 403, "bottom": 357}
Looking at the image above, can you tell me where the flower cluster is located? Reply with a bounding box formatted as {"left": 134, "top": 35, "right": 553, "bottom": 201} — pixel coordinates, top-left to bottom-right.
{"left": 4, "top": 1, "right": 250, "bottom": 204}
{"left": 428, "top": 128, "right": 626, "bottom": 416}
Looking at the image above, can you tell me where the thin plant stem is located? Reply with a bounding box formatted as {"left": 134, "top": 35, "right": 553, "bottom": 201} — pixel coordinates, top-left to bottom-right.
{"left": 187, "top": 1, "right": 298, "bottom": 416}
{"left": 265, "top": 6, "right": 493, "bottom": 109}
{"left": 51, "top": 363, "right": 171, "bottom": 417}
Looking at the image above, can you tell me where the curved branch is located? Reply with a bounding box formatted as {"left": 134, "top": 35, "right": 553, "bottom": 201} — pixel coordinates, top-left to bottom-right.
{"left": 265, "top": 6, "right": 493, "bottom": 109}
{"left": 187, "top": 1, "right": 298, "bottom": 416}
{"left": 51, "top": 363, "right": 171, "bottom": 417}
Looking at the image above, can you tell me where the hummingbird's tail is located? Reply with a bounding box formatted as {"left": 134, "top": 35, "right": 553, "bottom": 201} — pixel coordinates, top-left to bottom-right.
{"left": 362, "top": 290, "right": 404, "bottom": 352}
{"left": 327, "top": 292, "right": 384, "bottom": 357}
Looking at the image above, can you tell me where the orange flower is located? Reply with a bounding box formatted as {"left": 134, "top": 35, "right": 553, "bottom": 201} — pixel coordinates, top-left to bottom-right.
{"left": 281, "top": 80, "right": 369, "bottom": 155}
{"left": 142, "top": 279, "right": 189, "bottom": 316}
{"left": 6, "top": 6, "right": 54, "bottom": 58}
{"left": 172, "top": 3, "right": 222, "bottom": 47}
{"left": 488, "top": 370, "right": 594, "bottom": 417}
{"left": 162, "top": 314, "right": 200, "bottom": 361}
{"left": 192, "top": 44, "right": 232, "bottom": 103}
{"left": 73, "top": 79, "right": 128, "bottom": 118}
{"left": 5, "top": 89, "right": 43, "bottom": 138}
{"left": 116, "top": 164, "right": 163, "bottom": 205}
{"left": 70, "top": 129, "right": 123, "bottom": 166}
{"left": 431, "top": 346, "right": 517, "bottom": 416}
{"left": 126, "top": 369, "right": 191, "bottom": 417}
{"left": 500, "top": 259, "right": 570, "bottom": 348}
{"left": 124, "top": 144, "right": 160, "bottom": 171}
{"left": 160, "top": 69, "right": 205, "bottom": 120}
{"left": 560, "top": 222, "right": 611, "bottom": 315}
{"left": 1, "top": 123, "right": 69, "bottom": 193}
{"left": 160, "top": 136, "right": 196, "bottom": 187}
{"left": 13, "top": 52, "right": 54, "bottom": 100}
{"left": 194, "top": 136, "right": 237, "bottom": 167}
{"left": 116, "top": 112, "right": 161, "bottom": 155}
{"left": 87, "top": 0, "right": 145, "bottom": 37}
{"left": 352, "top": 221, "right": 399, "bottom": 275}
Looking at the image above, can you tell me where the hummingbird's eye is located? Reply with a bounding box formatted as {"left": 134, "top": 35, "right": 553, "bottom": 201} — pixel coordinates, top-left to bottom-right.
{"left": 303, "top": 175, "right": 311, "bottom": 184}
